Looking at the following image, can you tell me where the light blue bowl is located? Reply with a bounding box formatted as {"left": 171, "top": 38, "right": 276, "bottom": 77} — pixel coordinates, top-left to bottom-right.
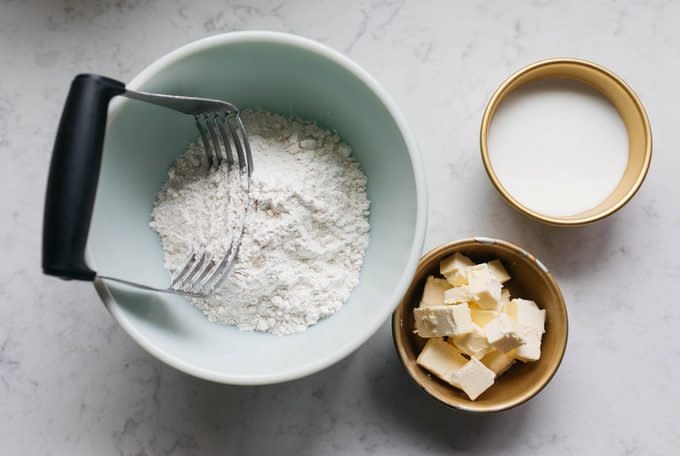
{"left": 90, "top": 32, "right": 426, "bottom": 384}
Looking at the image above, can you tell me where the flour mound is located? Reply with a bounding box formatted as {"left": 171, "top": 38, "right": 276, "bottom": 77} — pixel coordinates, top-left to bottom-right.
{"left": 150, "top": 111, "right": 370, "bottom": 335}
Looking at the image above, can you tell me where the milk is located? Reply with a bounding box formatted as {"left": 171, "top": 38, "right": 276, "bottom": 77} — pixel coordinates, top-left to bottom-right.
{"left": 487, "top": 79, "right": 629, "bottom": 217}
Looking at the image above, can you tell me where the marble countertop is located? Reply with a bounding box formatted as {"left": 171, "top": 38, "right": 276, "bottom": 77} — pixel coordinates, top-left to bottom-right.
{"left": 2, "top": 1, "right": 679, "bottom": 454}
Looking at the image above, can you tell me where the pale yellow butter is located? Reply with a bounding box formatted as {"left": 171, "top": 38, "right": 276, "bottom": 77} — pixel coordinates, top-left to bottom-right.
{"left": 481, "top": 349, "right": 516, "bottom": 376}
{"left": 414, "top": 304, "right": 474, "bottom": 337}
{"left": 483, "top": 314, "right": 525, "bottom": 353}
{"left": 440, "top": 252, "right": 474, "bottom": 279}
{"left": 449, "top": 357, "right": 495, "bottom": 400}
{"left": 515, "top": 332, "right": 542, "bottom": 362}
{"left": 506, "top": 298, "right": 546, "bottom": 334}
{"left": 505, "top": 298, "right": 545, "bottom": 362}
{"left": 417, "top": 339, "right": 495, "bottom": 401}
{"left": 470, "top": 308, "right": 497, "bottom": 328}
{"left": 500, "top": 289, "right": 511, "bottom": 310}
{"left": 448, "top": 270, "right": 468, "bottom": 286}
{"left": 443, "top": 286, "right": 478, "bottom": 304}
{"left": 414, "top": 255, "right": 547, "bottom": 401}
{"left": 420, "top": 275, "right": 451, "bottom": 307}
{"left": 466, "top": 264, "right": 503, "bottom": 310}
{"left": 416, "top": 338, "right": 468, "bottom": 379}
{"left": 487, "top": 259, "right": 511, "bottom": 283}
{"left": 450, "top": 323, "right": 492, "bottom": 359}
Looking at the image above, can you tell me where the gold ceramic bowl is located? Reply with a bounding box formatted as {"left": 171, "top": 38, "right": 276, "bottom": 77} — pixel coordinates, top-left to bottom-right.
{"left": 392, "top": 238, "right": 568, "bottom": 413}
{"left": 480, "top": 58, "right": 652, "bottom": 226}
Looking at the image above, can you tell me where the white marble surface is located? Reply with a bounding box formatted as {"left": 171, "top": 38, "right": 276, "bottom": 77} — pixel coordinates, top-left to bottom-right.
{"left": 2, "top": 0, "right": 679, "bottom": 454}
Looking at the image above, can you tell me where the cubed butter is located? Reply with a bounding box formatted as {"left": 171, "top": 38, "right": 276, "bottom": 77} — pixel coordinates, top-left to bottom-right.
{"left": 414, "top": 304, "right": 474, "bottom": 337}
{"left": 481, "top": 349, "right": 516, "bottom": 376}
{"left": 466, "top": 264, "right": 503, "bottom": 310}
{"left": 470, "top": 308, "right": 497, "bottom": 328}
{"left": 506, "top": 298, "right": 546, "bottom": 335}
{"left": 465, "top": 263, "right": 488, "bottom": 277}
{"left": 515, "top": 331, "right": 542, "bottom": 362}
{"left": 413, "top": 255, "right": 547, "bottom": 401}
{"left": 487, "top": 259, "right": 511, "bottom": 283}
{"left": 449, "top": 357, "right": 495, "bottom": 400}
{"left": 447, "top": 270, "right": 468, "bottom": 286}
{"left": 440, "top": 252, "right": 474, "bottom": 278}
{"left": 420, "top": 275, "right": 451, "bottom": 307}
{"left": 450, "top": 324, "right": 491, "bottom": 359}
{"left": 443, "top": 286, "right": 478, "bottom": 304}
{"left": 416, "top": 338, "right": 468, "bottom": 379}
{"left": 484, "top": 314, "right": 525, "bottom": 353}
{"left": 500, "top": 289, "right": 511, "bottom": 310}
{"left": 505, "top": 299, "right": 545, "bottom": 362}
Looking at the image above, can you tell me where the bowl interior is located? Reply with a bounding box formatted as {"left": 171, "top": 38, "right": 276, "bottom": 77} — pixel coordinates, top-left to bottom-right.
{"left": 89, "top": 33, "right": 424, "bottom": 384}
{"left": 393, "top": 239, "right": 568, "bottom": 412}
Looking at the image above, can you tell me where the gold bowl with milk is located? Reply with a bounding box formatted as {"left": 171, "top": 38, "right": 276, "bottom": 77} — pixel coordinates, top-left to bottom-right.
{"left": 480, "top": 58, "right": 652, "bottom": 226}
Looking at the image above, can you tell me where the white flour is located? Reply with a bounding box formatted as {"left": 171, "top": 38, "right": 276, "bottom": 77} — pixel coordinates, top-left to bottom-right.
{"left": 150, "top": 111, "right": 370, "bottom": 335}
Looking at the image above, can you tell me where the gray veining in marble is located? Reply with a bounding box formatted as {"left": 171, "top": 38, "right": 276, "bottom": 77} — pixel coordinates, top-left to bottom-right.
{"left": 1, "top": 0, "right": 679, "bottom": 454}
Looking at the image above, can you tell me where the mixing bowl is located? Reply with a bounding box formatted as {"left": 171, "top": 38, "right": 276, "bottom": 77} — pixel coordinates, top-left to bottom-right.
{"left": 88, "top": 32, "right": 426, "bottom": 384}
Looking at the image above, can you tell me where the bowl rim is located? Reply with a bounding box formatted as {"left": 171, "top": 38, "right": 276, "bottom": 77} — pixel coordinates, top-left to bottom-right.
{"left": 89, "top": 31, "right": 427, "bottom": 385}
{"left": 392, "top": 237, "right": 568, "bottom": 413}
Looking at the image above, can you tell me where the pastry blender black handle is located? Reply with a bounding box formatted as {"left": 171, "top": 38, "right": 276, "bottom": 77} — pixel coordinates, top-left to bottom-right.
{"left": 42, "top": 74, "right": 126, "bottom": 280}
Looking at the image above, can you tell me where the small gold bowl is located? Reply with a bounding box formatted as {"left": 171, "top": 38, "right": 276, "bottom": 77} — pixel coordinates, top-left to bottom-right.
{"left": 392, "top": 238, "right": 568, "bottom": 413}
{"left": 480, "top": 58, "right": 652, "bottom": 226}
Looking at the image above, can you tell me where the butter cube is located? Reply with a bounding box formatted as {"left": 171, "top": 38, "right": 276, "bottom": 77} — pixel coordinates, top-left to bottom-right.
{"left": 505, "top": 299, "right": 545, "bottom": 362}
{"left": 487, "top": 259, "right": 511, "bottom": 283}
{"left": 414, "top": 304, "right": 474, "bottom": 337}
{"left": 450, "top": 324, "right": 491, "bottom": 359}
{"left": 470, "top": 308, "right": 497, "bottom": 328}
{"left": 420, "top": 276, "right": 451, "bottom": 307}
{"left": 443, "top": 286, "right": 478, "bottom": 304}
{"left": 417, "top": 340, "right": 495, "bottom": 400}
{"left": 484, "top": 314, "right": 525, "bottom": 353}
{"left": 506, "top": 298, "right": 546, "bottom": 335}
{"left": 465, "top": 263, "right": 488, "bottom": 277}
{"left": 416, "top": 338, "right": 468, "bottom": 379}
{"left": 481, "top": 349, "right": 516, "bottom": 376}
{"left": 515, "top": 331, "right": 542, "bottom": 362}
{"left": 440, "top": 252, "right": 474, "bottom": 279}
{"left": 448, "top": 270, "right": 468, "bottom": 286}
{"left": 500, "top": 289, "right": 511, "bottom": 310}
{"left": 449, "top": 357, "right": 495, "bottom": 400}
{"left": 466, "top": 264, "right": 503, "bottom": 310}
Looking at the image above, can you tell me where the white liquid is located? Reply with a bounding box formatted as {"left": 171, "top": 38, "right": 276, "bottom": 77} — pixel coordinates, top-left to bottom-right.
{"left": 488, "top": 79, "right": 629, "bottom": 217}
